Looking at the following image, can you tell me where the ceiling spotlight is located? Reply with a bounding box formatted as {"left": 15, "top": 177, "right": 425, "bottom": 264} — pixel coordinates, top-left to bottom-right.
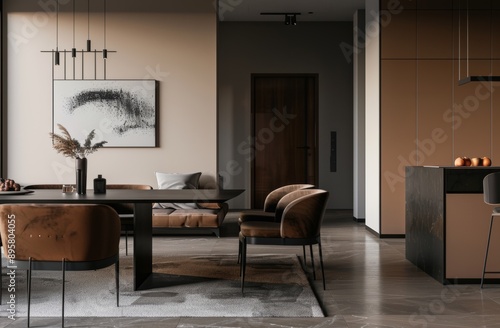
{"left": 285, "top": 14, "right": 291, "bottom": 25}
{"left": 260, "top": 12, "right": 301, "bottom": 26}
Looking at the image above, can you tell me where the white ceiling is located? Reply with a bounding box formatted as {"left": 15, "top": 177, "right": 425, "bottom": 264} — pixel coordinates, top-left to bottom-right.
{"left": 218, "top": 0, "right": 366, "bottom": 22}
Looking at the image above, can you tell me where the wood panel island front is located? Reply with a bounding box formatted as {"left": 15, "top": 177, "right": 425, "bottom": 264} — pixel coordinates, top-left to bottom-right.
{"left": 406, "top": 166, "right": 500, "bottom": 284}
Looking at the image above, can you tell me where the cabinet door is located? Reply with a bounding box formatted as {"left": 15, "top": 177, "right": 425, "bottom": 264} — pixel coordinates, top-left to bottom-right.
{"left": 381, "top": 11, "right": 416, "bottom": 59}
{"left": 417, "top": 60, "right": 453, "bottom": 166}
{"left": 381, "top": 60, "right": 417, "bottom": 235}
{"left": 418, "top": 11, "right": 453, "bottom": 59}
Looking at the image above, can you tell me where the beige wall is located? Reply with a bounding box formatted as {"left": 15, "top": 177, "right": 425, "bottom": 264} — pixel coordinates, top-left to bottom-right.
{"left": 3, "top": 0, "right": 217, "bottom": 188}
{"left": 217, "top": 22, "right": 354, "bottom": 209}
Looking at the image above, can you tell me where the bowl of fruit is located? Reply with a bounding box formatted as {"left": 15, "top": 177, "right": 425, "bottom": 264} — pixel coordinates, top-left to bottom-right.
{"left": 0, "top": 178, "right": 21, "bottom": 191}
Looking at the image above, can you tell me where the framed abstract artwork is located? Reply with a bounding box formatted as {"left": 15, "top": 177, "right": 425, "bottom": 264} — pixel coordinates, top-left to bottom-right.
{"left": 53, "top": 79, "right": 159, "bottom": 147}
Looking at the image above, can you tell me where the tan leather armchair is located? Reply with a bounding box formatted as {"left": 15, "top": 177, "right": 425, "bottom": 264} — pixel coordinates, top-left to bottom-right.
{"left": 0, "top": 204, "right": 121, "bottom": 327}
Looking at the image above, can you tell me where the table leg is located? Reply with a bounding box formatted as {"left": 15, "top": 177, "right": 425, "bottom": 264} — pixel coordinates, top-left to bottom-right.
{"left": 133, "top": 203, "right": 153, "bottom": 290}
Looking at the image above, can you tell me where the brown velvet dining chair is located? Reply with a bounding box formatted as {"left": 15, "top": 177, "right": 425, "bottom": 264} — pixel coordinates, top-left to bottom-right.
{"left": 23, "top": 183, "right": 153, "bottom": 256}
{"left": 237, "top": 184, "right": 315, "bottom": 263}
{"left": 239, "top": 189, "right": 329, "bottom": 293}
{"left": 238, "top": 184, "right": 315, "bottom": 224}
{"left": 0, "top": 204, "right": 121, "bottom": 327}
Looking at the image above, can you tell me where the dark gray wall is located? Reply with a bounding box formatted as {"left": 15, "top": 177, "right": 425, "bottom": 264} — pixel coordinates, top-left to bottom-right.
{"left": 217, "top": 22, "right": 353, "bottom": 209}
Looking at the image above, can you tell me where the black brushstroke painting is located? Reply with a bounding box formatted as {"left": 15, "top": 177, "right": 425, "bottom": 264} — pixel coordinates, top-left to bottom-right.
{"left": 67, "top": 89, "right": 156, "bottom": 135}
{"left": 53, "top": 80, "right": 158, "bottom": 147}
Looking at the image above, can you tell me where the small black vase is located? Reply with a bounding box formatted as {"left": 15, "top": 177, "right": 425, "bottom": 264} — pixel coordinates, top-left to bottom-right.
{"left": 75, "top": 157, "right": 87, "bottom": 195}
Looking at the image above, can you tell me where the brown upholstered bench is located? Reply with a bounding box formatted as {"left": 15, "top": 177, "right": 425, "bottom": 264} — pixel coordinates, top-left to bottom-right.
{"left": 151, "top": 172, "right": 228, "bottom": 237}
{"left": 152, "top": 202, "right": 228, "bottom": 237}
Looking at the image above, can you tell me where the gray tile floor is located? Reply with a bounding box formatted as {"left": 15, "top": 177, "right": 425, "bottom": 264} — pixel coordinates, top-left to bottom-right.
{"left": 2, "top": 210, "right": 500, "bottom": 327}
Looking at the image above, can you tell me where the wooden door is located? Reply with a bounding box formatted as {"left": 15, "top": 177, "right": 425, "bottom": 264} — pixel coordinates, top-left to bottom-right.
{"left": 251, "top": 74, "right": 318, "bottom": 208}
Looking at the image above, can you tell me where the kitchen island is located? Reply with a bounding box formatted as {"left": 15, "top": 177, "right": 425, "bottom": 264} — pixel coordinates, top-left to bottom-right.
{"left": 406, "top": 166, "right": 500, "bottom": 284}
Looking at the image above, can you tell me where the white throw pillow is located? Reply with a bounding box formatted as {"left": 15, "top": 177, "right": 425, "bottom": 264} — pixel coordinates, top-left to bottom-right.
{"left": 154, "top": 172, "right": 201, "bottom": 209}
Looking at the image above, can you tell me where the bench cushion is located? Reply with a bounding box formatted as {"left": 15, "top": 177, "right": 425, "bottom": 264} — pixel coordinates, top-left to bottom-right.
{"left": 152, "top": 203, "right": 228, "bottom": 228}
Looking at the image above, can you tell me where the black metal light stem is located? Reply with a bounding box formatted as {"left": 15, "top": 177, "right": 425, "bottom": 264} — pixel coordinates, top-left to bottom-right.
{"left": 87, "top": 0, "right": 91, "bottom": 51}
{"left": 72, "top": 0, "right": 76, "bottom": 58}
{"left": 103, "top": 0, "right": 107, "bottom": 59}
{"left": 55, "top": 0, "right": 60, "bottom": 65}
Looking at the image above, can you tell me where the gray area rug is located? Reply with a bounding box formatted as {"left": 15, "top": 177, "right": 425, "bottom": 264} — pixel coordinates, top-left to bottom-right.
{"left": 1, "top": 254, "right": 324, "bottom": 317}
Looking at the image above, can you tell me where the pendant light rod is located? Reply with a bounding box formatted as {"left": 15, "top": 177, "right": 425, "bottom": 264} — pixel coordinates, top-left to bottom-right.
{"left": 55, "top": 0, "right": 60, "bottom": 65}
{"left": 56, "top": 0, "right": 59, "bottom": 49}
{"left": 466, "top": 0, "right": 469, "bottom": 77}
{"left": 103, "top": 0, "right": 107, "bottom": 59}
{"left": 73, "top": 0, "right": 75, "bottom": 47}
{"left": 87, "top": 0, "right": 91, "bottom": 51}
{"left": 72, "top": 0, "right": 76, "bottom": 57}
{"left": 458, "top": 0, "right": 460, "bottom": 80}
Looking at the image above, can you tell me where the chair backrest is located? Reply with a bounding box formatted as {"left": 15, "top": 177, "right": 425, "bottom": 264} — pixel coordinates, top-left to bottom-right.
{"left": 0, "top": 204, "right": 120, "bottom": 262}
{"left": 107, "top": 184, "right": 153, "bottom": 190}
{"left": 25, "top": 184, "right": 153, "bottom": 191}
{"left": 107, "top": 184, "right": 153, "bottom": 214}
{"left": 263, "top": 184, "right": 315, "bottom": 212}
{"left": 278, "top": 189, "right": 329, "bottom": 239}
{"left": 24, "top": 184, "right": 62, "bottom": 189}
{"left": 274, "top": 188, "right": 321, "bottom": 222}
{"left": 483, "top": 173, "right": 500, "bottom": 205}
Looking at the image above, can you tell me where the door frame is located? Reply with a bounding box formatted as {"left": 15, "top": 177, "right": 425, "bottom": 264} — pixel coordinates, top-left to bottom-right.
{"left": 250, "top": 73, "right": 319, "bottom": 208}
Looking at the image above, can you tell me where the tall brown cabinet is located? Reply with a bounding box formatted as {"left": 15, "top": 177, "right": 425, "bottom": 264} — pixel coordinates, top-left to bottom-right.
{"left": 380, "top": 0, "right": 500, "bottom": 235}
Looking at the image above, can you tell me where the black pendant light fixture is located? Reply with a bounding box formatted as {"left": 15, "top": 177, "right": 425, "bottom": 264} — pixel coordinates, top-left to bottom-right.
{"left": 458, "top": 0, "right": 500, "bottom": 85}
{"left": 43, "top": 0, "right": 116, "bottom": 78}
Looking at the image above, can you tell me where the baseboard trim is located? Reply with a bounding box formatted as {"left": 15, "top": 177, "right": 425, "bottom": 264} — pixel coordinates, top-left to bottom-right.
{"left": 444, "top": 278, "right": 500, "bottom": 285}
{"left": 380, "top": 234, "right": 405, "bottom": 238}
{"left": 365, "top": 226, "right": 405, "bottom": 239}
{"left": 353, "top": 217, "right": 365, "bottom": 223}
{"left": 365, "top": 225, "right": 379, "bottom": 237}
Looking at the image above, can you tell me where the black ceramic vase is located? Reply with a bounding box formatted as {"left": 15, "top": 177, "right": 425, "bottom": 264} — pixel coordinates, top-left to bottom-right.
{"left": 75, "top": 157, "right": 87, "bottom": 195}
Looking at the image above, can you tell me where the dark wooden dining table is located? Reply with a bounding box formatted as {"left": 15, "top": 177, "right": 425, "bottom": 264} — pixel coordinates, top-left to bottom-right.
{"left": 0, "top": 188, "right": 244, "bottom": 290}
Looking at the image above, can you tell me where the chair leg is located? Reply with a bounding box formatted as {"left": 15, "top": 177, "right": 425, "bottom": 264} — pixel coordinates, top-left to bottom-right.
{"left": 116, "top": 260, "right": 120, "bottom": 307}
{"left": 303, "top": 245, "right": 307, "bottom": 265}
{"left": 241, "top": 238, "right": 247, "bottom": 294}
{"left": 318, "top": 240, "right": 326, "bottom": 290}
{"left": 481, "top": 215, "right": 495, "bottom": 288}
{"left": 309, "top": 245, "right": 316, "bottom": 280}
{"left": 62, "top": 258, "right": 66, "bottom": 328}
{"left": 125, "top": 230, "right": 129, "bottom": 256}
{"left": 239, "top": 237, "right": 243, "bottom": 277}
{"left": 238, "top": 238, "right": 242, "bottom": 264}
{"left": 28, "top": 257, "right": 32, "bottom": 328}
